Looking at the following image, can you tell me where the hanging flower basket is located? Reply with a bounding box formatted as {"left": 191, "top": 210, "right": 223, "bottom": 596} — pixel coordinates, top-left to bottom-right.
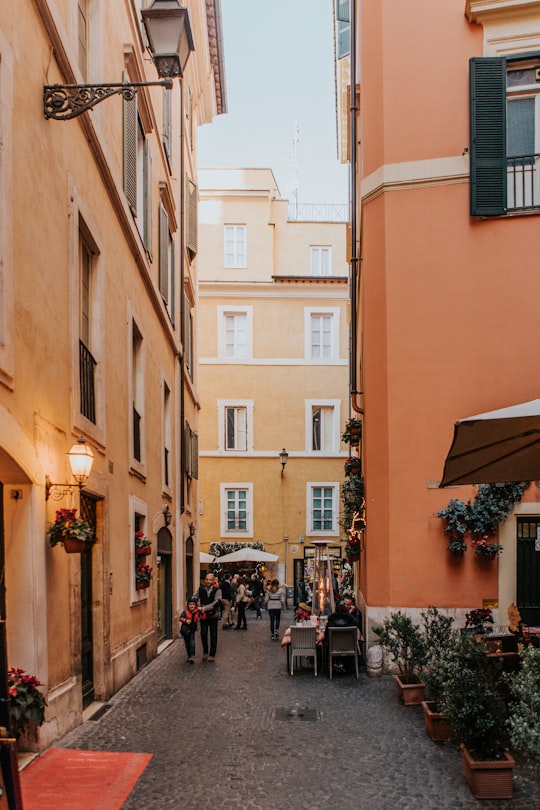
{"left": 47, "top": 509, "right": 95, "bottom": 552}
{"left": 341, "top": 418, "right": 362, "bottom": 447}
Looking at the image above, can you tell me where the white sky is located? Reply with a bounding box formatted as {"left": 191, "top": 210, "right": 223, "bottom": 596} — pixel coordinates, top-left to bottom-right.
{"left": 197, "top": 0, "right": 349, "bottom": 205}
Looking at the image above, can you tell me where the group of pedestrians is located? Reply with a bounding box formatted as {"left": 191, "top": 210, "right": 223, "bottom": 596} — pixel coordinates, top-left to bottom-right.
{"left": 178, "top": 571, "right": 287, "bottom": 663}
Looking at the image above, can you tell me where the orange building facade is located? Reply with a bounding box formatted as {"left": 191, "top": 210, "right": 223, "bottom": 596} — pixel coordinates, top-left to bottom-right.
{"left": 340, "top": 0, "right": 540, "bottom": 640}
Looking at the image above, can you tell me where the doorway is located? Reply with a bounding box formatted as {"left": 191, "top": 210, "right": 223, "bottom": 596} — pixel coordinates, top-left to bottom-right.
{"left": 157, "top": 527, "right": 172, "bottom": 643}
{"left": 516, "top": 516, "right": 540, "bottom": 625}
{"left": 79, "top": 494, "right": 96, "bottom": 707}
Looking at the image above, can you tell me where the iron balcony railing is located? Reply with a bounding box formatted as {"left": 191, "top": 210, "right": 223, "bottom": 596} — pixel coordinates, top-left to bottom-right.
{"left": 507, "top": 154, "right": 540, "bottom": 211}
{"left": 79, "top": 340, "right": 97, "bottom": 424}
{"left": 288, "top": 203, "right": 349, "bottom": 223}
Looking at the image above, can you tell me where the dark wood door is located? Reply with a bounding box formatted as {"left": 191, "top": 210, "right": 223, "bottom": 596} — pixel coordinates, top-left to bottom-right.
{"left": 80, "top": 494, "right": 95, "bottom": 707}
{"left": 517, "top": 517, "right": 540, "bottom": 626}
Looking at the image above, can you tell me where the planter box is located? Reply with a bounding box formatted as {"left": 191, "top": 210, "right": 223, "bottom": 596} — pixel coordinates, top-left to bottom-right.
{"left": 135, "top": 581, "right": 149, "bottom": 591}
{"left": 394, "top": 674, "right": 425, "bottom": 705}
{"left": 461, "top": 746, "right": 514, "bottom": 799}
{"left": 135, "top": 546, "right": 151, "bottom": 556}
{"left": 421, "top": 701, "right": 454, "bottom": 742}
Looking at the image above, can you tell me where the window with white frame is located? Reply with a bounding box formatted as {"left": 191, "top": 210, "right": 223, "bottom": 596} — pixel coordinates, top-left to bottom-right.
{"left": 306, "top": 401, "right": 340, "bottom": 453}
{"left": 218, "top": 307, "right": 252, "bottom": 359}
{"left": 221, "top": 484, "right": 253, "bottom": 536}
{"left": 159, "top": 203, "right": 175, "bottom": 323}
{"left": 310, "top": 246, "right": 331, "bottom": 276}
{"left": 224, "top": 225, "right": 247, "bottom": 267}
{"left": 305, "top": 308, "right": 339, "bottom": 361}
{"left": 79, "top": 223, "right": 98, "bottom": 425}
{"left": 307, "top": 484, "right": 339, "bottom": 535}
{"left": 218, "top": 400, "right": 253, "bottom": 451}
{"left": 131, "top": 320, "right": 145, "bottom": 466}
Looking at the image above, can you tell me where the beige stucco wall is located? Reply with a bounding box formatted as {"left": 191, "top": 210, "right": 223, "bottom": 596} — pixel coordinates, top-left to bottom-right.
{"left": 198, "top": 170, "right": 349, "bottom": 588}
{"left": 0, "top": 0, "right": 222, "bottom": 746}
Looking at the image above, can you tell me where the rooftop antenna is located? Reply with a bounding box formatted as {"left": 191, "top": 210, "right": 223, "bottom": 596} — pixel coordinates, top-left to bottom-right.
{"left": 291, "top": 121, "right": 299, "bottom": 219}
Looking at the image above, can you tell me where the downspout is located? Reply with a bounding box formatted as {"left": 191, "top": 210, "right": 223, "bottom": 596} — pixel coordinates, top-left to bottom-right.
{"left": 179, "top": 83, "right": 186, "bottom": 518}
{"left": 349, "top": 0, "right": 362, "bottom": 416}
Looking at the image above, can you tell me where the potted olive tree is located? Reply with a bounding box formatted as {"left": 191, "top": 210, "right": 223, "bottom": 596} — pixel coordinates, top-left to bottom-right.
{"left": 373, "top": 611, "right": 427, "bottom": 705}
{"left": 506, "top": 644, "right": 540, "bottom": 766}
{"left": 419, "top": 607, "right": 458, "bottom": 742}
{"left": 439, "top": 634, "right": 514, "bottom": 799}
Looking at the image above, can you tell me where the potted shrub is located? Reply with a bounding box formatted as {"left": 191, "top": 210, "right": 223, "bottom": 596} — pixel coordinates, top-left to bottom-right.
{"left": 373, "top": 611, "right": 427, "bottom": 705}
{"left": 420, "top": 607, "right": 458, "bottom": 742}
{"left": 47, "top": 508, "right": 95, "bottom": 553}
{"left": 8, "top": 668, "right": 47, "bottom": 751}
{"left": 506, "top": 645, "right": 540, "bottom": 766}
{"left": 341, "top": 417, "right": 362, "bottom": 447}
{"left": 439, "top": 635, "right": 514, "bottom": 799}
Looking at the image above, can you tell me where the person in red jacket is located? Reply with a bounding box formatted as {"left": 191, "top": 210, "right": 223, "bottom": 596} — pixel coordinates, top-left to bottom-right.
{"left": 179, "top": 599, "right": 200, "bottom": 664}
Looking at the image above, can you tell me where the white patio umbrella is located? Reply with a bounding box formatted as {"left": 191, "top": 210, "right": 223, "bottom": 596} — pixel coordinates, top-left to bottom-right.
{"left": 199, "top": 551, "right": 216, "bottom": 564}
{"left": 440, "top": 399, "right": 540, "bottom": 487}
{"left": 215, "top": 547, "right": 279, "bottom": 563}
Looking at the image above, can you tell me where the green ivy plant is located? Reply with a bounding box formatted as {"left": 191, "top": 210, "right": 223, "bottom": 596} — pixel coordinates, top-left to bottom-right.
{"left": 340, "top": 473, "right": 364, "bottom": 534}
{"left": 438, "top": 482, "right": 529, "bottom": 555}
{"left": 209, "top": 541, "right": 265, "bottom": 557}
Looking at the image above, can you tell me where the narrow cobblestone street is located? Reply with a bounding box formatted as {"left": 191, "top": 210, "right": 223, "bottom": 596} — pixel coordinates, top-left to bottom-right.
{"left": 54, "top": 610, "right": 540, "bottom": 810}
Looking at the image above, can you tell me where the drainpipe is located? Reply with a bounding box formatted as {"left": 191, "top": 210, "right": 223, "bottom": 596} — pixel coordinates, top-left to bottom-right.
{"left": 349, "top": 0, "right": 362, "bottom": 417}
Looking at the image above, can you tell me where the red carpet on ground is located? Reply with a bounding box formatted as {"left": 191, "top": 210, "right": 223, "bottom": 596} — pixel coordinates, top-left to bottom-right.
{"left": 20, "top": 748, "right": 152, "bottom": 809}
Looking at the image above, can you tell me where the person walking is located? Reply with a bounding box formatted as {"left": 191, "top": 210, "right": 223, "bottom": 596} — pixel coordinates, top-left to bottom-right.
{"left": 234, "top": 575, "right": 249, "bottom": 630}
{"left": 197, "top": 572, "right": 222, "bottom": 661}
{"left": 250, "top": 573, "right": 263, "bottom": 619}
{"left": 220, "top": 573, "right": 234, "bottom": 629}
{"left": 264, "top": 578, "right": 286, "bottom": 639}
{"left": 179, "top": 599, "right": 200, "bottom": 663}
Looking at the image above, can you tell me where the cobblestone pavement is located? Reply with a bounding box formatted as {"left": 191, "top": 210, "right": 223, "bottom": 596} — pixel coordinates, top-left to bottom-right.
{"left": 56, "top": 610, "right": 540, "bottom": 810}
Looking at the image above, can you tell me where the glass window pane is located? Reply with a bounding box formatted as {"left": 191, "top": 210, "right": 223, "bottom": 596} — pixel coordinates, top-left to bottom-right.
{"left": 507, "top": 97, "right": 535, "bottom": 158}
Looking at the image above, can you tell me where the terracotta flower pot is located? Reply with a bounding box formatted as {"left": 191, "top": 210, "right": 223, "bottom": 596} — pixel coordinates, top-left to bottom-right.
{"left": 62, "top": 536, "right": 87, "bottom": 553}
{"left": 421, "top": 701, "right": 454, "bottom": 742}
{"left": 394, "top": 674, "right": 425, "bottom": 705}
{"left": 461, "top": 746, "right": 514, "bottom": 799}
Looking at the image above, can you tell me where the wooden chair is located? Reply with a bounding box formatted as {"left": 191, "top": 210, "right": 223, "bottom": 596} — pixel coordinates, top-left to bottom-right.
{"left": 290, "top": 626, "right": 318, "bottom": 676}
{"left": 327, "top": 627, "right": 359, "bottom": 679}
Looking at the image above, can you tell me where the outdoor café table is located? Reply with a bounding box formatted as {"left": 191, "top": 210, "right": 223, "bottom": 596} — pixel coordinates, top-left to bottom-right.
{"left": 281, "top": 623, "right": 326, "bottom": 673}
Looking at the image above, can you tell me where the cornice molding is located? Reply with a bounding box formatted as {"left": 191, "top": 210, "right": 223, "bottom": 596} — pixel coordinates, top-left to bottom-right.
{"left": 361, "top": 156, "right": 469, "bottom": 204}
{"left": 466, "top": 0, "right": 540, "bottom": 23}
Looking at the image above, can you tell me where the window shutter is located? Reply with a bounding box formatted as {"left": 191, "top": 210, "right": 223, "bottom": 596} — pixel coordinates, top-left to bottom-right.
{"left": 170, "top": 239, "right": 175, "bottom": 325}
{"left": 192, "top": 432, "right": 199, "bottom": 480}
{"left": 143, "top": 140, "right": 152, "bottom": 256}
{"left": 163, "top": 89, "right": 172, "bottom": 167}
{"left": 186, "top": 176, "right": 198, "bottom": 256}
{"left": 123, "top": 89, "right": 137, "bottom": 213}
{"left": 470, "top": 57, "right": 507, "bottom": 217}
{"left": 159, "top": 204, "right": 169, "bottom": 303}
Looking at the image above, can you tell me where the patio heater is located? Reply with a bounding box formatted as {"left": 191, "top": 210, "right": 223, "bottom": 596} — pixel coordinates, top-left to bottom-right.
{"left": 312, "top": 539, "right": 335, "bottom": 616}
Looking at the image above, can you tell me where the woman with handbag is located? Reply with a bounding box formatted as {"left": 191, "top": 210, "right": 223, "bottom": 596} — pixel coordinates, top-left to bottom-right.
{"left": 234, "top": 576, "right": 250, "bottom": 630}
{"left": 179, "top": 598, "right": 200, "bottom": 663}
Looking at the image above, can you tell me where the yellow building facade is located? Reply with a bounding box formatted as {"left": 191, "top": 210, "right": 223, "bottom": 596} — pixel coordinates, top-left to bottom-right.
{"left": 0, "top": 0, "right": 225, "bottom": 746}
{"left": 198, "top": 169, "right": 350, "bottom": 598}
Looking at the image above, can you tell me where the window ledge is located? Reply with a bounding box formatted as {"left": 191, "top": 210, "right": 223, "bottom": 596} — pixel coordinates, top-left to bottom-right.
{"left": 466, "top": 0, "right": 540, "bottom": 24}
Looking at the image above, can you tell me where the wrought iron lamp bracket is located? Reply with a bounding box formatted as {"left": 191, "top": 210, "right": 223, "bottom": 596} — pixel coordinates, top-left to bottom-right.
{"left": 45, "top": 476, "right": 83, "bottom": 502}
{"left": 43, "top": 80, "right": 173, "bottom": 120}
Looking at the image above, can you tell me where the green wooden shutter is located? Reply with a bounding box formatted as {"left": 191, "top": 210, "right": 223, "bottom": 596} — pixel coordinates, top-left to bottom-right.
{"left": 170, "top": 239, "right": 175, "bottom": 326}
{"left": 470, "top": 57, "right": 507, "bottom": 216}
